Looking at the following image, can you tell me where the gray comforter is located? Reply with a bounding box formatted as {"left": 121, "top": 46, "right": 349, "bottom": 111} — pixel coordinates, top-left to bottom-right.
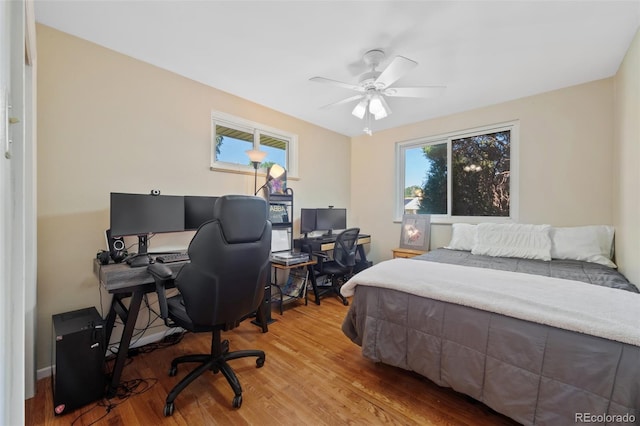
{"left": 341, "top": 249, "right": 640, "bottom": 425}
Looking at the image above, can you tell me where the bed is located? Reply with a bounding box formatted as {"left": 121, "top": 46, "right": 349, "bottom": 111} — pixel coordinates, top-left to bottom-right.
{"left": 341, "top": 224, "right": 640, "bottom": 426}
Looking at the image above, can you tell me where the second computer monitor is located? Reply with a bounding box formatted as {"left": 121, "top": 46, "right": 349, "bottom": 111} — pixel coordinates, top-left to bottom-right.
{"left": 315, "top": 208, "right": 347, "bottom": 236}
{"left": 184, "top": 196, "right": 219, "bottom": 230}
{"left": 300, "top": 208, "right": 317, "bottom": 235}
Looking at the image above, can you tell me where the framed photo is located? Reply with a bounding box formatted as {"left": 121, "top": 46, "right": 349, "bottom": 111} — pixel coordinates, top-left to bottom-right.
{"left": 399, "top": 214, "right": 430, "bottom": 251}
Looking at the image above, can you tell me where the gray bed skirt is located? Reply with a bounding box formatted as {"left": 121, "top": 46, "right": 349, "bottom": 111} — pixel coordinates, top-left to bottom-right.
{"left": 341, "top": 251, "right": 639, "bottom": 425}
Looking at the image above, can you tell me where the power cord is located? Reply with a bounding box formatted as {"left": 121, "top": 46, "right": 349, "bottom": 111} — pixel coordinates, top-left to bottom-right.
{"left": 69, "top": 377, "right": 158, "bottom": 426}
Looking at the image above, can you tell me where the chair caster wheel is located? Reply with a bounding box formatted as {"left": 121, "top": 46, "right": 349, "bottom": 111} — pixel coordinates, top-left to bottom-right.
{"left": 169, "top": 366, "right": 177, "bottom": 376}
{"left": 342, "top": 299, "right": 349, "bottom": 306}
{"left": 164, "top": 402, "right": 175, "bottom": 416}
{"left": 232, "top": 395, "right": 242, "bottom": 409}
{"left": 256, "top": 358, "right": 265, "bottom": 368}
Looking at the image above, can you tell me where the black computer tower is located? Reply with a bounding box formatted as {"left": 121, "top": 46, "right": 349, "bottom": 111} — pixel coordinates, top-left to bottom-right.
{"left": 52, "top": 307, "right": 106, "bottom": 415}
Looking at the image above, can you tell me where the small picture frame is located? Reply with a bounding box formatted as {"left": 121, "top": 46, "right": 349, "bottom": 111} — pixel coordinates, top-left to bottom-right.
{"left": 399, "top": 214, "right": 430, "bottom": 251}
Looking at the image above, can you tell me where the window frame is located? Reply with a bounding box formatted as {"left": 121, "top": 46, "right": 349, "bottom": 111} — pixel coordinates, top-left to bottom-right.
{"left": 210, "top": 111, "right": 299, "bottom": 178}
{"left": 395, "top": 121, "right": 519, "bottom": 223}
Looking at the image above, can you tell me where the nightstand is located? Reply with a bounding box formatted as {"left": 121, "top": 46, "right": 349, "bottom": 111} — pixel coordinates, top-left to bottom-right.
{"left": 392, "top": 248, "right": 427, "bottom": 259}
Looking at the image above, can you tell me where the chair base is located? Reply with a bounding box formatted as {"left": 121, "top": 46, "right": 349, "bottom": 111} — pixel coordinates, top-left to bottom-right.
{"left": 317, "top": 275, "right": 349, "bottom": 306}
{"left": 163, "top": 332, "right": 265, "bottom": 416}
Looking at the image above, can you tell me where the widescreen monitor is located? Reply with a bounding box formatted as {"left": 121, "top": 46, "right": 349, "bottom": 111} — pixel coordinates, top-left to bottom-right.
{"left": 110, "top": 193, "right": 185, "bottom": 239}
{"left": 315, "top": 208, "right": 347, "bottom": 236}
{"left": 299, "top": 208, "right": 317, "bottom": 235}
{"left": 184, "top": 196, "right": 219, "bottom": 230}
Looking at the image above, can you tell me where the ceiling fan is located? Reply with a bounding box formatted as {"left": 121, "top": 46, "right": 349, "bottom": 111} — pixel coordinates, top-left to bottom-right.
{"left": 310, "top": 49, "right": 445, "bottom": 133}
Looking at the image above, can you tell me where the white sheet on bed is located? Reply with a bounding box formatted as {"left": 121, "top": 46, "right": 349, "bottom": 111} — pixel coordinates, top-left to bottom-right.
{"left": 341, "top": 258, "right": 640, "bottom": 346}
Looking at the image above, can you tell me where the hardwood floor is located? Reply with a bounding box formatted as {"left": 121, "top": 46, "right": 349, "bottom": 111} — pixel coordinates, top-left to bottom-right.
{"left": 26, "top": 296, "right": 519, "bottom": 425}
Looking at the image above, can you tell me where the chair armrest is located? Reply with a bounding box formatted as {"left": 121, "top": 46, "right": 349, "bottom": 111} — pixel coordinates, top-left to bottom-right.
{"left": 311, "top": 251, "right": 329, "bottom": 274}
{"left": 148, "top": 262, "right": 173, "bottom": 280}
{"left": 147, "top": 263, "right": 176, "bottom": 327}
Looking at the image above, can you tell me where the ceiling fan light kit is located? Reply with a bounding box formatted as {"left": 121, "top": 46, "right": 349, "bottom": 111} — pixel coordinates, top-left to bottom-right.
{"left": 311, "top": 49, "right": 445, "bottom": 135}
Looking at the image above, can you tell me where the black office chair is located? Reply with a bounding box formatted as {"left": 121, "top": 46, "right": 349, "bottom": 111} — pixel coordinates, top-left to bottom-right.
{"left": 147, "top": 195, "right": 271, "bottom": 416}
{"left": 313, "top": 227, "right": 360, "bottom": 306}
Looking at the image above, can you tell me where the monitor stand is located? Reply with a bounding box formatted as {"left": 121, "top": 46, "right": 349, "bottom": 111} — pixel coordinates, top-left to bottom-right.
{"left": 138, "top": 235, "right": 148, "bottom": 254}
{"left": 126, "top": 235, "right": 151, "bottom": 267}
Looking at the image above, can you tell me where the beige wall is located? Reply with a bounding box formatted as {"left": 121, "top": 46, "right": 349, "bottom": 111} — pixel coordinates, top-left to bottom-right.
{"left": 351, "top": 79, "right": 616, "bottom": 264}
{"left": 36, "top": 24, "right": 350, "bottom": 369}
{"left": 613, "top": 28, "right": 640, "bottom": 285}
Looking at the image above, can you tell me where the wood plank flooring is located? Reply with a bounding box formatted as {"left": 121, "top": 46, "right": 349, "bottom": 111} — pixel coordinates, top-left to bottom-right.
{"left": 26, "top": 296, "right": 519, "bottom": 425}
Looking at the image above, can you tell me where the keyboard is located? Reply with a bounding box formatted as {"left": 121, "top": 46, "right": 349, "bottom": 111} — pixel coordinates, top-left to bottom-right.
{"left": 309, "top": 235, "right": 337, "bottom": 243}
{"left": 155, "top": 252, "right": 190, "bottom": 263}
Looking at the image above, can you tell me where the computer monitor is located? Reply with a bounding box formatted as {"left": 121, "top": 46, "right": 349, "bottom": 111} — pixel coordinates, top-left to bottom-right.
{"left": 110, "top": 192, "right": 185, "bottom": 254}
{"left": 184, "top": 196, "right": 219, "bottom": 230}
{"left": 300, "top": 208, "right": 317, "bottom": 237}
{"left": 315, "top": 208, "right": 347, "bottom": 236}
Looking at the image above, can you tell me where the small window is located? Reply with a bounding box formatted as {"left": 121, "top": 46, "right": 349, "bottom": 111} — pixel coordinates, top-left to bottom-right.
{"left": 214, "top": 124, "right": 254, "bottom": 166}
{"left": 396, "top": 122, "right": 518, "bottom": 223}
{"left": 211, "top": 112, "right": 298, "bottom": 176}
{"left": 259, "top": 133, "right": 288, "bottom": 170}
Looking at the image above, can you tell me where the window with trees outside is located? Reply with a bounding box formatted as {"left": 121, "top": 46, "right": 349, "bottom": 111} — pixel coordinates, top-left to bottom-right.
{"left": 211, "top": 111, "right": 298, "bottom": 176}
{"left": 396, "top": 122, "right": 518, "bottom": 223}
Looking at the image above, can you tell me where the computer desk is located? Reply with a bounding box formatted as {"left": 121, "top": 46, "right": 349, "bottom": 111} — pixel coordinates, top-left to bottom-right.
{"left": 93, "top": 259, "right": 269, "bottom": 397}
{"left": 293, "top": 234, "right": 371, "bottom": 304}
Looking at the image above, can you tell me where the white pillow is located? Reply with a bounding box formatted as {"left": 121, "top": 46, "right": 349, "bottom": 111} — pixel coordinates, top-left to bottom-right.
{"left": 550, "top": 225, "right": 616, "bottom": 268}
{"left": 445, "top": 223, "right": 476, "bottom": 251}
{"left": 472, "top": 223, "right": 552, "bottom": 261}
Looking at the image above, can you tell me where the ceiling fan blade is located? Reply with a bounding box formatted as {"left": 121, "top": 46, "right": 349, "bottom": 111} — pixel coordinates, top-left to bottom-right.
{"left": 374, "top": 56, "right": 417, "bottom": 88}
{"left": 320, "top": 94, "right": 364, "bottom": 109}
{"left": 310, "top": 76, "right": 364, "bottom": 92}
{"left": 384, "top": 86, "right": 446, "bottom": 98}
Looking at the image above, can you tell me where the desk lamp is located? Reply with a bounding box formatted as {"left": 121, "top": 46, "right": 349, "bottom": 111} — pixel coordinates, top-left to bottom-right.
{"left": 255, "top": 164, "right": 285, "bottom": 195}
{"left": 245, "top": 149, "right": 267, "bottom": 194}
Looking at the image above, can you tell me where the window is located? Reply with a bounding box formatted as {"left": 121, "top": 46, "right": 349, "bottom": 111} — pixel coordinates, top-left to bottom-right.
{"left": 396, "top": 122, "right": 518, "bottom": 223}
{"left": 211, "top": 111, "right": 298, "bottom": 176}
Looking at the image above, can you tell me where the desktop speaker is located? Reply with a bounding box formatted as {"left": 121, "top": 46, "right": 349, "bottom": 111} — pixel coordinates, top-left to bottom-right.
{"left": 105, "top": 229, "right": 127, "bottom": 263}
{"left": 51, "top": 307, "right": 106, "bottom": 415}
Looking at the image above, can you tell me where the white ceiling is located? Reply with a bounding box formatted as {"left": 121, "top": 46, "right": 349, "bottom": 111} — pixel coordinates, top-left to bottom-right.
{"left": 34, "top": 1, "right": 640, "bottom": 137}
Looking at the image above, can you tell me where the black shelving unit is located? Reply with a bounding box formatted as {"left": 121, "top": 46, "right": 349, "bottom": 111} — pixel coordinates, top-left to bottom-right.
{"left": 265, "top": 187, "right": 294, "bottom": 251}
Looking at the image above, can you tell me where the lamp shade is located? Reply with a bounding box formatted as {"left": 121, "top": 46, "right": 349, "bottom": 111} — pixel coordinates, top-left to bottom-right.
{"left": 351, "top": 99, "right": 368, "bottom": 119}
{"left": 267, "top": 164, "right": 286, "bottom": 180}
{"left": 245, "top": 149, "right": 267, "bottom": 165}
{"left": 368, "top": 95, "right": 385, "bottom": 116}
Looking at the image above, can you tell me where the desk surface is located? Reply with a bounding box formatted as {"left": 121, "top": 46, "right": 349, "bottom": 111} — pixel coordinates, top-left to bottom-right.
{"left": 94, "top": 259, "right": 186, "bottom": 293}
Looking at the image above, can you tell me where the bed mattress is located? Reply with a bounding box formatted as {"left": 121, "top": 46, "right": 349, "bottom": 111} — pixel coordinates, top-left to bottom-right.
{"left": 341, "top": 249, "right": 640, "bottom": 425}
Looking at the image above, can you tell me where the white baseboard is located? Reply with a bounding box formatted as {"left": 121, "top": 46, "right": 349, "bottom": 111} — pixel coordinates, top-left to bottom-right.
{"left": 37, "top": 327, "right": 184, "bottom": 381}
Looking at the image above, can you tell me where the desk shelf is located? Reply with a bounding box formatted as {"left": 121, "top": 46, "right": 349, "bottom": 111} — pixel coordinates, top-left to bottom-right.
{"left": 270, "top": 259, "right": 316, "bottom": 315}
{"left": 271, "top": 267, "right": 309, "bottom": 314}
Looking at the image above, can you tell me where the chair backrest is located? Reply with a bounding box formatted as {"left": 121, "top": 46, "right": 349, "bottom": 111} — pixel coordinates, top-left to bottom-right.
{"left": 333, "top": 227, "right": 360, "bottom": 269}
{"left": 175, "top": 195, "right": 272, "bottom": 327}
